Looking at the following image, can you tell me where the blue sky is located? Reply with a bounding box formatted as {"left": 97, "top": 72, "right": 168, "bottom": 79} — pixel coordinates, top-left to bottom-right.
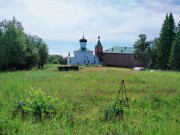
{"left": 0, "top": 0, "right": 180, "bottom": 56}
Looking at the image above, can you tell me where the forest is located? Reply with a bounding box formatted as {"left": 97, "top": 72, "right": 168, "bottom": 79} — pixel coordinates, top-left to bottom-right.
{"left": 0, "top": 17, "right": 48, "bottom": 70}
{"left": 134, "top": 13, "right": 180, "bottom": 70}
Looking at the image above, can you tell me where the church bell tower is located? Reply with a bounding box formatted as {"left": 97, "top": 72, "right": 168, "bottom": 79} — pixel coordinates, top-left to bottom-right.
{"left": 95, "top": 36, "right": 103, "bottom": 62}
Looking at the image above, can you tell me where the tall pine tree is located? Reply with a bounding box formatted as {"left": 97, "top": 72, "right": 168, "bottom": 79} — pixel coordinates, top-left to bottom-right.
{"left": 157, "top": 13, "right": 176, "bottom": 69}
{"left": 169, "top": 21, "right": 180, "bottom": 70}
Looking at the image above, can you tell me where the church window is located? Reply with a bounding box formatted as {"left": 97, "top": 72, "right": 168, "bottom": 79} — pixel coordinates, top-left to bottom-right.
{"left": 84, "top": 60, "right": 85, "bottom": 64}
{"left": 70, "top": 60, "right": 71, "bottom": 63}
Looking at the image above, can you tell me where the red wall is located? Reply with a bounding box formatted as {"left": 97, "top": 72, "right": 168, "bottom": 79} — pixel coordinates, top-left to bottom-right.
{"left": 102, "top": 53, "right": 134, "bottom": 67}
{"left": 95, "top": 46, "right": 103, "bottom": 61}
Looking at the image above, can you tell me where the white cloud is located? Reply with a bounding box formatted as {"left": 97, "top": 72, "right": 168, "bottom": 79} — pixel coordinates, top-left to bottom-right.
{"left": 0, "top": 0, "right": 180, "bottom": 54}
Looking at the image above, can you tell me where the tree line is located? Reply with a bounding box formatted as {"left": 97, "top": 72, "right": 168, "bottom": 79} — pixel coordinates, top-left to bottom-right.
{"left": 0, "top": 17, "right": 48, "bottom": 71}
{"left": 48, "top": 54, "right": 67, "bottom": 64}
{"left": 134, "top": 13, "right": 180, "bottom": 70}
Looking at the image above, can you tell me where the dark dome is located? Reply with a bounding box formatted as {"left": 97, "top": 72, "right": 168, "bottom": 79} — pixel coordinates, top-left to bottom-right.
{"left": 79, "top": 35, "right": 87, "bottom": 42}
{"left": 96, "top": 36, "right": 102, "bottom": 46}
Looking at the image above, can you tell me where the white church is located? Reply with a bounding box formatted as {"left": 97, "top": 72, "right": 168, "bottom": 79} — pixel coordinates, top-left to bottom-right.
{"left": 67, "top": 36, "right": 99, "bottom": 65}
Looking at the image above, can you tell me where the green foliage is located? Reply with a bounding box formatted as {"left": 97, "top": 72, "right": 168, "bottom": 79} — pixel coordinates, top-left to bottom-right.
{"left": 0, "top": 17, "right": 48, "bottom": 71}
{"left": 13, "top": 100, "right": 28, "bottom": 119}
{"left": 169, "top": 21, "right": 180, "bottom": 70}
{"left": 157, "top": 13, "right": 176, "bottom": 69}
{"left": 103, "top": 99, "right": 124, "bottom": 122}
{"left": 0, "top": 19, "right": 27, "bottom": 70}
{"left": 25, "top": 35, "right": 39, "bottom": 68}
{"left": 135, "top": 13, "right": 179, "bottom": 70}
{"left": 150, "top": 38, "right": 159, "bottom": 68}
{"left": 38, "top": 43, "right": 48, "bottom": 69}
{"left": 0, "top": 116, "right": 19, "bottom": 135}
{"left": 52, "top": 59, "right": 59, "bottom": 64}
{"left": 13, "top": 88, "right": 59, "bottom": 121}
{"left": 133, "top": 34, "right": 151, "bottom": 67}
{"left": 48, "top": 54, "right": 67, "bottom": 64}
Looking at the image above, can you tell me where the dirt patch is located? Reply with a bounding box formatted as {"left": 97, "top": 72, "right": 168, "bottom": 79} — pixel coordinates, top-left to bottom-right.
{"left": 80, "top": 67, "right": 112, "bottom": 72}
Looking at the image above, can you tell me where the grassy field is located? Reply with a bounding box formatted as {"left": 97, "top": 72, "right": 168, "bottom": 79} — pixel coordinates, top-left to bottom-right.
{"left": 0, "top": 64, "right": 180, "bottom": 135}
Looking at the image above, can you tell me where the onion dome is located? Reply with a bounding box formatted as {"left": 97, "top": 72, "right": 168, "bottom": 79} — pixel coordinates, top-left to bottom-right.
{"left": 79, "top": 35, "right": 87, "bottom": 42}
{"left": 96, "top": 36, "right": 102, "bottom": 46}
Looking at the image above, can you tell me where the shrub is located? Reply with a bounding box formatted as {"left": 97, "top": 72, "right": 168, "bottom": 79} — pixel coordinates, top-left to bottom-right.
{"left": 52, "top": 59, "right": 59, "bottom": 64}
{"left": 13, "top": 88, "right": 59, "bottom": 121}
{"left": 103, "top": 99, "right": 124, "bottom": 122}
{"left": 28, "top": 89, "right": 59, "bottom": 120}
{"left": 13, "top": 100, "right": 28, "bottom": 119}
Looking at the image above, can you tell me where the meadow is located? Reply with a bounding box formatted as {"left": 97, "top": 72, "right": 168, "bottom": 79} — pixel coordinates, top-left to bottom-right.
{"left": 0, "top": 65, "right": 179, "bottom": 135}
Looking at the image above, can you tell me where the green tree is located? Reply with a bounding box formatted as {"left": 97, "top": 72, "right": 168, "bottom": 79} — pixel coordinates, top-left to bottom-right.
{"left": 38, "top": 43, "right": 48, "bottom": 69}
{"left": 26, "top": 35, "right": 48, "bottom": 69}
{"left": 0, "top": 19, "right": 27, "bottom": 70}
{"left": 25, "top": 35, "right": 38, "bottom": 68}
{"left": 48, "top": 54, "right": 67, "bottom": 64}
{"left": 169, "top": 21, "right": 180, "bottom": 70}
{"left": 25, "top": 36, "right": 48, "bottom": 68}
{"left": 0, "top": 17, "right": 49, "bottom": 71}
{"left": 157, "top": 13, "right": 176, "bottom": 69}
{"left": 150, "top": 38, "right": 159, "bottom": 68}
{"left": 133, "top": 34, "right": 151, "bottom": 67}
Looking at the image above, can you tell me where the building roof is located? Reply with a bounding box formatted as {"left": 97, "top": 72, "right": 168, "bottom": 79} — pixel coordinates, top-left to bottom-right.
{"left": 96, "top": 36, "right": 102, "bottom": 47}
{"left": 79, "top": 35, "right": 87, "bottom": 42}
{"left": 103, "top": 46, "right": 134, "bottom": 54}
{"left": 74, "top": 48, "right": 93, "bottom": 52}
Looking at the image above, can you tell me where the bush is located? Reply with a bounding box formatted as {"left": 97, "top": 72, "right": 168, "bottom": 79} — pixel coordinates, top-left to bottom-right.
{"left": 29, "top": 89, "right": 59, "bottom": 120}
{"left": 52, "top": 59, "right": 59, "bottom": 64}
{"left": 48, "top": 54, "right": 67, "bottom": 64}
{"left": 103, "top": 99, "right": 124, "bottom": 122}
{"left": 13, "top": 100, "right": 28, "bottom": 119}
{"left": 13, "top": 88, "right": 59, "bottom": 121}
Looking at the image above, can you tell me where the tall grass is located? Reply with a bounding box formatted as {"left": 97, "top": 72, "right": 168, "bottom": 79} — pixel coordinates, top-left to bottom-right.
{"left": 0, "top": 65, "right": 179, "bottom": 134}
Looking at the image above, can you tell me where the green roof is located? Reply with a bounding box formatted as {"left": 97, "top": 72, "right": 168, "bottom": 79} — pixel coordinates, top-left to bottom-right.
{"left": 96, "top": 40, "right": 102, "bottom": 47}
{"left": 74, "top": 48, "right": 93, "bottom": 52}
{"left": 103, "top": 46, "right": 134, "bottom": 54}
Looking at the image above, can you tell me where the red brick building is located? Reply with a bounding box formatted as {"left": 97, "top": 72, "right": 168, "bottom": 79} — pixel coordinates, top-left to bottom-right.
{"left": 95, "top": 37, "right": 135, "bottom": 68}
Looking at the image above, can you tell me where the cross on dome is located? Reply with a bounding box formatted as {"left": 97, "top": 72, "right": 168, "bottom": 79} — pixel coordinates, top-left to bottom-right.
{"left": 79, "top": 35, "right": 87, "bottom": 42}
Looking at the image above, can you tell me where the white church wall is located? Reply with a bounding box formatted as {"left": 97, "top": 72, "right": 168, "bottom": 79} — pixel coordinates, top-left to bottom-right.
{"left": 74, "top": 51, "right": 94, "bottom": 65}
{"left": 94, "top": 57, "right": 99, "bottom": 65}
{"left": 67, "top": 51, "right": 100, "bottom": 65}
{"left": 67, "top": 57, "right": 76, "bottom": 65}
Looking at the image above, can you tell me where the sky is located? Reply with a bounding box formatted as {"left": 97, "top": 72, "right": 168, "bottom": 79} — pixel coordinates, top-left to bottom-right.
{"left": 0, "top": 0, "right": 180, "bottom": 56}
